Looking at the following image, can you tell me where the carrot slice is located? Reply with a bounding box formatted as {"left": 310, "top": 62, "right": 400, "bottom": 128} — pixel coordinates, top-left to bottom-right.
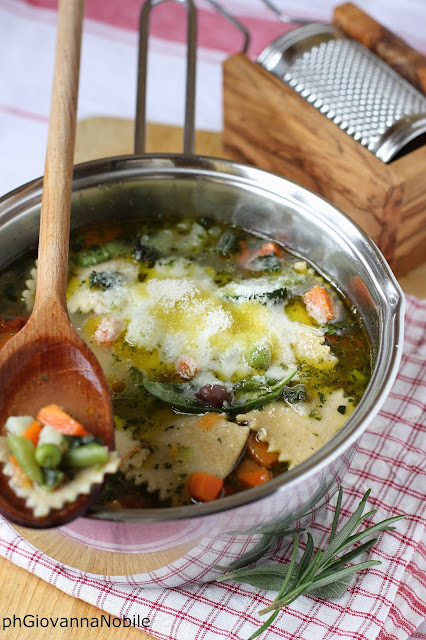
{"left": 236, "top": 240, "right": 251, "bottom": 265}
{"left": 235, "top": 459, "right": 272, "bottom": 488}
{"left": 246, "top": 433, "right": 279, "bottom": 469}
{"left": 198, "top": 412, "right": 222, "bottom": 431}
{"left": 237, "top": 241, "right": 282, "bottom": 268}
{"left": 187, "top": 472, "right": 223, "bottom": 502}
{"left": 22, "top": 420, "right": 43, "bottom": 446}
{"left": 252, "top": 242, "right": 282, "bottom": 259}
{"left": 302, "top": 285, "right": 336, "bottom": 324}
{"left": 36, "top": 404, "right": 89, "bottom": 436}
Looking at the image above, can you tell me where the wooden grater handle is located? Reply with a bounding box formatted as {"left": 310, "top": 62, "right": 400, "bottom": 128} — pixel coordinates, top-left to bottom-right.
{"left": 333, "top": 2, "right": 426, "bottom": 96}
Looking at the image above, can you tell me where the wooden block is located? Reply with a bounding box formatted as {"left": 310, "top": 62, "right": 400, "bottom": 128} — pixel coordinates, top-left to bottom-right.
{"left": 223, "top": 53, "right": 426, "bottom": 275}
{"left": 334, "top": 2, "right": 426, "bottom": 95}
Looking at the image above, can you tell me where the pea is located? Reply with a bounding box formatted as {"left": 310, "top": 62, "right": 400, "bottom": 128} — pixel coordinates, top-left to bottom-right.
{"left": 7, "top": 435, "right": 43, "bottom": 486}
{"left": 247, "top": 344, "right": 272, "bottom": 368}
{"left": 35, "top": 443, "right": 62, "bottom": 469}
{"left": 63, "top": 443, "right": 108, "bottom": 468}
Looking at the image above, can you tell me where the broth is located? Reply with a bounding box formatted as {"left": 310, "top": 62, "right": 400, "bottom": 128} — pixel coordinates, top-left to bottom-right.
{"left": 0, "top": 215, "right": 371, "bottom": 508}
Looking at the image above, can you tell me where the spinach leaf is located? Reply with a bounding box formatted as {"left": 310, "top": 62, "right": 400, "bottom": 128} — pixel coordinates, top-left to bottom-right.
{"left": 231, "top": 370, "right": 297, "bottom": 412}
{"left": 221, "top": 274, "right": 306, "bottom": 304}
{"left": 282, "top": 384, "right": 306, "bottom": 404}
{"left": 249, "top": 254, "right": 281, "bottom": 273}
{"left": 89, "top": 270, "right": 124, "bottom": 290}
{"left": 64, "top": 435, "right": 104, "bottom": 449}
{"left": 132, "top": 239, "right": 159, "bottom": 266}
{"left": 217, "top": 230, "right": 238, "bottom": 255}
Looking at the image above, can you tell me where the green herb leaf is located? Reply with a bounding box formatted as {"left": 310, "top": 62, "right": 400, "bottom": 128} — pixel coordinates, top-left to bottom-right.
{"left": 231, "top": 370, "right": 298, "bottom": 412}
{"left": 143, "top": 369, "right": 298, "bottom": 414}
{"left": 216, "top": 564, "right": 294, "bottom": 591}
{"left": 217, "top": 230, "right": 238, "bottom": 255}
{"left": 220, "top": 274, "right": 302, "bottom": 303}
{"left": 89, "top": 270, "right": 124, "bottom": 290}
{"left": 132, "top": 239, "right": 159, "bottom": 266}
{"left": 216, "top": 488, "right": 406, "bottom": 640}
{"left": 249, "top": 254, "right": 281, "bottom": 273}
{"left": 282, "top": 384, "right": 306, "bottom": 404}
{"left": 142, "top": 381, "right": 210, "bottom": 413}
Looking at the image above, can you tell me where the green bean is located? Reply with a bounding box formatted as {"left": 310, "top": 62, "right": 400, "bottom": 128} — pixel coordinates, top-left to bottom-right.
{"left": 7, "top": 435, "right": 43, "bottom": 485}
{"left": 35, "top": 443, "right": 62, "bottom": 469}
{"left": 77, "top": 245, "right": 110, "bottom": 267}
{"left": 63, "top": 443, "right": 108, "bottom": 468}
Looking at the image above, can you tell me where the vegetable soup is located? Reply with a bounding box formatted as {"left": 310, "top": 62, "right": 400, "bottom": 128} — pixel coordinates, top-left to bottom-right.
{"left": 0, "top": 216, "right": 371, "bottom": 508}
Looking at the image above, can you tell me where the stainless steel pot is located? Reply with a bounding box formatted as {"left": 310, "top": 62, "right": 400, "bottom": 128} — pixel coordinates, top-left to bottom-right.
{"left": 0, "top": 0, "right": 404, "bottom": 585}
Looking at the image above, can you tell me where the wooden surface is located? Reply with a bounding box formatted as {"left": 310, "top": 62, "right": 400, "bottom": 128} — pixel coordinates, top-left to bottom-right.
{"left": 334, "top": 2, "right": 426, "bottom": 94}
{"left": 223, "top": 53, "right": 426, "bottom": 275}
{"left": 0, "top": 118, "right": 424, "bottom": 640}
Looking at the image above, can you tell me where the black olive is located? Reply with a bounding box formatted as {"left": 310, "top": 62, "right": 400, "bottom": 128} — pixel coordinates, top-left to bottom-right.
{"left": 195, "top": 384, "right": 232, "bottom": 408}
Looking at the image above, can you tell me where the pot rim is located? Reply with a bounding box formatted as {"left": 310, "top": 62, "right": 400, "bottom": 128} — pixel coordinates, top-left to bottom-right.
{"left": 0, "top": 152, "right": 405, "bottom": 523}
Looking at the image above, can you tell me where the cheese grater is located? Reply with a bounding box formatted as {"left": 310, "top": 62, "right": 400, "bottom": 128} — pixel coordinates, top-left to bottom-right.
{"left": 257, "top": 22, "right": 426, "bottom": 162}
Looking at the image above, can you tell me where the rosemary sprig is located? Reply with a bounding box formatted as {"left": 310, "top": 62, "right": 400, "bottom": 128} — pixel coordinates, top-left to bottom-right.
{"left": 216, "top": 487, "right": 405, "bottom": 640}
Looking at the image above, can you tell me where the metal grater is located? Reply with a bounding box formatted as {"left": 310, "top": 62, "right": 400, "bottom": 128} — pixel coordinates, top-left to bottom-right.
{"left": 258, "top": 23, "right": 426, "bottom": 162}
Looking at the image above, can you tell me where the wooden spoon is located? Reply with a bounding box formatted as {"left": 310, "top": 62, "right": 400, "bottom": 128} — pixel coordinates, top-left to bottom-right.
{"left": 0, "top": 0, "right": 114, "bottom": 528}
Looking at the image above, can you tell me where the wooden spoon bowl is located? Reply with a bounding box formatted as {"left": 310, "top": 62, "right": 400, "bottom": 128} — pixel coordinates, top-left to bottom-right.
{"left": 0, "top": 0, "right": 115, "bottom": 528}
{"left": 0, "top": 305, "right": 114, "bottom": 528}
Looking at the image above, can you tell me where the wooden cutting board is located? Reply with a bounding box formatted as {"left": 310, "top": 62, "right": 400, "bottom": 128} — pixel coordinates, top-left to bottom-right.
{"left": 1, "top": 117, "right": 425, "bottom": 640}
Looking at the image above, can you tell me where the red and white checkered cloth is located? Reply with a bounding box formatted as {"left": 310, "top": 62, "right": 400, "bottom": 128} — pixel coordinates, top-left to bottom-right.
{"left": 0, "top": 295, "right": 424, "bottom": 640}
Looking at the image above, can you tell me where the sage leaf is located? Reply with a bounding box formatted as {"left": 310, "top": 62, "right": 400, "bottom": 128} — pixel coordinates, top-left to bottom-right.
{"left": 307, "top": 574, "right": 352, "bottom": 600}
{"left": 143, "top": 369, "right": 297, "bottom": 414}
{"left": 142, "top": 381, "right": 214, "bottom": 413}
{"left": 307, "top": 560, "right": 381, "bottom": 594}
{"left": 217, "top": 564, "right": 295, "bottom": 591}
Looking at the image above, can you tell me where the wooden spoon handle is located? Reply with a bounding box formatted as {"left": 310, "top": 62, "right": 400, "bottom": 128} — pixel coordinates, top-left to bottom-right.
{"left": 333, "top": 2, "right": 426, "bottom": 95}
{"left": 34, "top": 0, "right": 84, "bottom": 312}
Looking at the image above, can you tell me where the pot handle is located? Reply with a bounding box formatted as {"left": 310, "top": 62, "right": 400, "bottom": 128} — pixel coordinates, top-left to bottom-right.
{"left": 135, "top": 0, "right": 197, "bottom": 155}
{"left": 261, "top": 0, "right": 310, "bottom": 25}
{"left": 205, "top": 0, "right": 250, "bottom": 54}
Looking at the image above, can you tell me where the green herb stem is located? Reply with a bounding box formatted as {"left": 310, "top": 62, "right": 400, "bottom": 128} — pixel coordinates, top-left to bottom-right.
{"left": 217, "top": 487, "right": 406, "bottom": 640}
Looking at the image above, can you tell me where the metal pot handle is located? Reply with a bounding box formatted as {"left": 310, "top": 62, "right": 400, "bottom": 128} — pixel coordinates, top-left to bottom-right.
{"left": 135, "top": 0, "right": 197, "bottom": 155}
{"left": 205, "top": 0, "right": 250, "bottom": 54}
{"left": 261, "top": 0, "right": 310, "bottom": 26}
